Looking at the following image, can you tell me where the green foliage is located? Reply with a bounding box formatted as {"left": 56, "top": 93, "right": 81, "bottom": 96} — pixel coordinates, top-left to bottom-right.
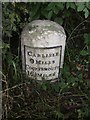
{"left": 75, "top": 2, "right": 90, "bottom": 18}
{"left": 2, "top": 2, "right": 90, "bottom": 37}
{"left": 2, "top": 42, "right": 22, "bottom": 86}
{"left": 84, "top": 33, "right": 90, "bottom": 46}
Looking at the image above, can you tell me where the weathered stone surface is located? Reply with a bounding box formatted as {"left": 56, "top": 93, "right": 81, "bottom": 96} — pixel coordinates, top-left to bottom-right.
{"left": 21, "top": 20, "right": 66, "bottom": 81}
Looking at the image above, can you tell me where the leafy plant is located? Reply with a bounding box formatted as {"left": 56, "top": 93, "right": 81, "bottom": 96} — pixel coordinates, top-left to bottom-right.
{"left": 2, "top": 2, "right": 90, "bottom": 120}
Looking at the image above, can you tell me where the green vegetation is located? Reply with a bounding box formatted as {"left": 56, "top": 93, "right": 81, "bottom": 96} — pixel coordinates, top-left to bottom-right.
{"left": 2, "top": 2, "right": 90, "bottom": 119}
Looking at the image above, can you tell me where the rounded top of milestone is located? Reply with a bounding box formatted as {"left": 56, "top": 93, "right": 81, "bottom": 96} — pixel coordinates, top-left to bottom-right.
{"left": 21, "top": 20, "right": 66, "bottom": 48}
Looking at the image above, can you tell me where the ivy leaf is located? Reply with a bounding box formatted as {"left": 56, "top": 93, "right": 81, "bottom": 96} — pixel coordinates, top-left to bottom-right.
{"left": 67, "top": 3, "right": 76, "bottom": 10}
{"left": 76, "top": 3, "right": 85, "bottom": 12}
{"left": 55, "top": 3, "right": 64, "bottom": 10}
{"left": 12, "top": 26, "right": 16, "bottom": 32}
{"left": 66, "top": 3, "right": 70, "bottom": 9}
{"left": 53, "top": 7, "right": 60, "bottom": 14}
{"left": 84, "top": 33, "right": 90, "bottom": 46}
{"left": 30, "top": 4, "right": 40, "bottom": 18}
{"left": 47, "top": 11, "right": 53, "bottom": 19}
{"left": 46, "top": 3, "right": 55, "bottom": 11}
{"left": 83, "top": 8, "right": 89, "bottom": 18}
{"left": 86, "top": 2, "right": 90, "bottom": 10}
{"left": 54, "top": 17, "right": 63, "bottom": 25}
{"left": 70, "top": 3, "right": 76, "bottom": 10}
{"left": 80, "top": 50, "right": 89, "bottom": 56}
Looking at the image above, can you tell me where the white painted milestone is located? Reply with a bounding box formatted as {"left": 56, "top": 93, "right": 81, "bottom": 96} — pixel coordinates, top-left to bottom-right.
{"left": 21, "top": 20, "right": 66, "bottom": 81}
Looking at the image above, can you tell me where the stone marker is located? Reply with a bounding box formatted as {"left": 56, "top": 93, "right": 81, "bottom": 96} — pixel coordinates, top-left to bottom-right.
{"left": 21, "top": 20, "right": 66, "bottom": 81}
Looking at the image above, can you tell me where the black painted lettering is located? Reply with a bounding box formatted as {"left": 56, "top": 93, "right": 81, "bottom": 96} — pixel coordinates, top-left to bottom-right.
{"left": 56, "top": 52, "right": 59, "bottom": 56}
{"left": 48, "top": 68, "right": 52, "bottom": 71}
{"left": 53, "top": 72, "right": 56, "bottom": 76}
{"left": 52, "top": 60, "right": 55, "bottom": 64}
{"left": 27, "top": 71, "right": 30, "bottom": 75}
{"left": 52, "top": 53, "right": 55, "bottom": 57}
{"left": 36, "top": 60, "right": 41, "bottom": 64}
{"left": 49, "top": 54, "right": 52, "bottom": 57}
{"left": 33, "top": 53, "right": 36, "bottom": 57}
{"left": 43, "top": 74, "right": 47, "bottom": 77}
{"left": 41, "top": 68, "right": 43, "bottom": 71}
{"left": 49, "top": 74, "right": 52, "bottom": 77}
{"left": 30, "top": 58, "right": 34, "bottom": 64}
{"left": 42, "top": 61, "right": 44, "bottom": 64}
{"left": 37, "top": 73, "right": 42, "bottom": 77}
{"left": 26, "top": 64, "right": 30, "bottom": 69}
{"left": 45, "top": 61, "right": 47, "bottom": 64}
{"left": 28, "top": 51, "right": 32, "bottom": 56}
{"left": 30, "top": 71, "right": 34, "bottom": 76}
{"left": 44, "top": 68, "right": 48, "bottom": 71}
{"left": 46, "top": 54, "right": 48, "bottom": 57}
{"left": 42, "top": 54, "right": 45, "bottom": 58}
{"left": 37, "top": 54, "right": 41, "bottom": 57}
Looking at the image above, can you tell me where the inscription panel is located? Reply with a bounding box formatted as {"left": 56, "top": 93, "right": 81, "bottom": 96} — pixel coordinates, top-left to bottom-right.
{"left": 24, "top": 45, "right": 62, "bottom": 80}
